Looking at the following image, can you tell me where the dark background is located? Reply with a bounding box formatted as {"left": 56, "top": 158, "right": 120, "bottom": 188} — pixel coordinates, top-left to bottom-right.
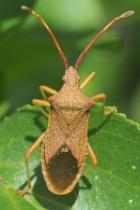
{"left": 0, "top": 0, "right": 140, "bottom": 123}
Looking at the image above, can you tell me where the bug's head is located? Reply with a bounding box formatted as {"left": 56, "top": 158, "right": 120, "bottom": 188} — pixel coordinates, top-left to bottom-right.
{"left": 62, "top": 66, "right": 80, "bottom": 86}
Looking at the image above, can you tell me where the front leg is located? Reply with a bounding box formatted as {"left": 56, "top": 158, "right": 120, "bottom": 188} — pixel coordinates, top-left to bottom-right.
{"left": 80, "top": 72, "right": 96, "bottom": 89}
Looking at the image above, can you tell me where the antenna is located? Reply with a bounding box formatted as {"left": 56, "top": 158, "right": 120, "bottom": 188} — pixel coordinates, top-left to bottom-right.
{"left": 75, "top": 10, "right": 135, "bottom": 70}
{"left": 21, "top": 6, "right": 68, "bottom": 70}
{"left": 21, "top": 6, "right": 134, "bottom": 71}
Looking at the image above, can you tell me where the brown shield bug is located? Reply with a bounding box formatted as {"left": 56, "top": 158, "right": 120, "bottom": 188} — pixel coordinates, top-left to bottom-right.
{"left": 16, "top": 6, "right": 134, "bottom": 195}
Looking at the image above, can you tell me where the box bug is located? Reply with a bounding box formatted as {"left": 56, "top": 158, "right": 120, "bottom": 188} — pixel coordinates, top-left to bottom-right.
{"left": 16, "top": 6, "right": 134, "bottom": 195}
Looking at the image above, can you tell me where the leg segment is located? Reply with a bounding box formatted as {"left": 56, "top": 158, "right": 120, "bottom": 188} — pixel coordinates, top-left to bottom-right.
{"left": 15, "top": 133, "right": 45, "bottom": 196}
{"left": 90, "top": 93, "right": 116, "bottom": 115}
{"left": 82, "top": 143, "right": 98, "bottom": 175}
{"left": 32, "top": 85, "right": 57, "bottom": 118}
{"left": 32, "top": 99, "right": 50, "bottom": 118}
{"left": 39, "top": 85, "right": 57, "bottom": 100}
{"left": 80, "top": 72, "right": 96, "bottom": 90}
{"left": 74, "top": 143, "right": 97, "bottom": 197}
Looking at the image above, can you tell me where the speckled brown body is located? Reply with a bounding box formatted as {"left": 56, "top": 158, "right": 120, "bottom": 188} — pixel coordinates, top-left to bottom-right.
{"left": 41, "top": 66, "right": 95, "bottom": 194}
{"left": 16, "top": 6, "right": 133, "bottom": 196}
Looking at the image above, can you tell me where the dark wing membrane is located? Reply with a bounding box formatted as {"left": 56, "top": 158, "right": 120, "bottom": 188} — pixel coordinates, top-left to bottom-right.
{"left": 47, "top": 144, "right": 79, "bottom": 193}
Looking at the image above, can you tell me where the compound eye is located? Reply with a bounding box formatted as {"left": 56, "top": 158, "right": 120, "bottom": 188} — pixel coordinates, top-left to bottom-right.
{"left": 62, "top": 75, "right": 65, "bottom": 82}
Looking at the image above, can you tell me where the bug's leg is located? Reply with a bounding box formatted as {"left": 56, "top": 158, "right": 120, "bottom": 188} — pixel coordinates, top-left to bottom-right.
{"left": 90, "top": 93, "right": 116, "bottom": 115}
{"left": 39, "top": 85, "right": 57, "bottom": 100}
{"left": 82, "top": 143, "right": 98, "bottom": 175}
{"left": 15, "top": 133, "right": 45, "bottom": 196}
{"left": 72, "top": 190, "right": 78, "bottom": 198}
{"left": 32, "top": 99, "right": 50, "bottom": 118}
{"left": 32, "top": 86, "right": 57, "bottom": 118}
{"left": 88, "top": 143, "right": 98, "bottom": 168}
{"left": 80, "top": 72, "right": 96, "bottom": 89}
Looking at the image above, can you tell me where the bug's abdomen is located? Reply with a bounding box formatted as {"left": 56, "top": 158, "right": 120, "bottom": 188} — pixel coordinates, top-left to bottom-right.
{"left": 41, "top": 143, "right": 80, "bottom": 194}
{"left": 48, "top": 145, "right": 78, "bottom": 189}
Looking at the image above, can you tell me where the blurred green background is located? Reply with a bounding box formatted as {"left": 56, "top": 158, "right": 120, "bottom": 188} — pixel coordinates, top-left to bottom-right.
{"left": 0, "top": 0, "right": 140, "bottom": 123}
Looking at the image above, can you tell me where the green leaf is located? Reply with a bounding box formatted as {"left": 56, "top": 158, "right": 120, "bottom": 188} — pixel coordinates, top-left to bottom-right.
{"left": 0, "top": 104, "right": 139, "bottom": 210}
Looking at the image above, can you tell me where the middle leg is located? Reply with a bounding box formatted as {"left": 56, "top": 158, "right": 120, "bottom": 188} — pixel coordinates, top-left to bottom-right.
{"left": 32, "top": 85, "right": 57, "bottom": 118}
{"left": 91, "top": 93, "right": 116, "bottom": 115}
